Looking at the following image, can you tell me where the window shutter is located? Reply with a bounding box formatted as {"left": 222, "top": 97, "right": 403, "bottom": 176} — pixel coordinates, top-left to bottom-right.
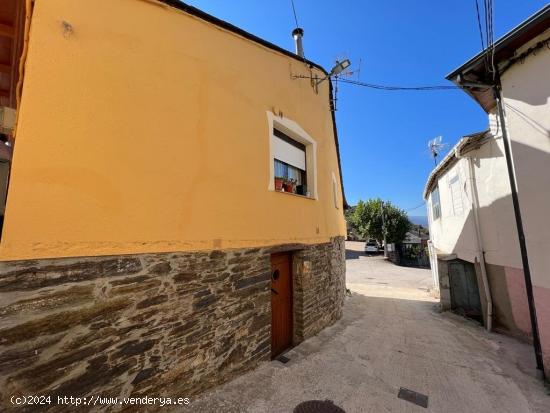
{"left": 272, "top": 131, "right": 306, "bottom": 171}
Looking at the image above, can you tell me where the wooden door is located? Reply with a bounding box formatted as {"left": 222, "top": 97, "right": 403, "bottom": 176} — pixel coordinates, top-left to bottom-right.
{"left": 449, "top": 260, "right": 482, "bottom": 319}
{"left": 271, "top": 253, "right": 293, "bottom": 358}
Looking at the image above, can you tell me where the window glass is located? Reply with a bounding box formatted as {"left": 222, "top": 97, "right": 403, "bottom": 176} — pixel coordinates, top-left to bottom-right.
{"left": 449, "top": 175, "right": 463, "bottom": 216}
{"left": 270, "top": 120, "right": 315, "bottom": 198}
{"left": 274, "top": 158, "right": 307, "bottom": 194}
{"left": 273, "top": 128, "right": 308, "bottom": 196}
{"left": 432, "top": 186, "right": 441, "bottom": 220}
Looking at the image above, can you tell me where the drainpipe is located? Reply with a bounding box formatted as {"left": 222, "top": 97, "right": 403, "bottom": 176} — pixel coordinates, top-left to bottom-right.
{"left": 456, "top": 73, "right": 545, "bottom": 378}
{"left": 455, "top": 145, "right": 493, "bottom": 332}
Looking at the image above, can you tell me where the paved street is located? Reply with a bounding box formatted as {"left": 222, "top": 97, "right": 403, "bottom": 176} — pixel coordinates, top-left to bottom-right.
{"left": 187, "top": 241, "right": 549, "bottom": 412}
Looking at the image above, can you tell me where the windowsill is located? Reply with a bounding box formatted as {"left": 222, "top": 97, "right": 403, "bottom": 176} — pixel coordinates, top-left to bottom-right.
{"left": 273, "top": 189, "right": 315, "bottom": 200}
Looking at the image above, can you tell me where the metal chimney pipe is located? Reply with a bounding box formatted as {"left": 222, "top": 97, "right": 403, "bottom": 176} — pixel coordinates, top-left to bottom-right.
{"left": 292, "top": 28, "right": 304, "bottom": 57}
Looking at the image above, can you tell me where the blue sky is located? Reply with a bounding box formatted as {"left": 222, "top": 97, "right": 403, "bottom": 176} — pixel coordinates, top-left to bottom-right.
{"left": 183, "top": 0, "right": 547, "bottom": 216}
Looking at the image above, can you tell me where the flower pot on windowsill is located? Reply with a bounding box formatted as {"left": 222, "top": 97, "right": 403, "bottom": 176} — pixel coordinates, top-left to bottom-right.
{"left": 283, "top": 181, "right": 296, "bottom": 193}
{"left": 274, "top": 177, "right": 284, "bottom": 191}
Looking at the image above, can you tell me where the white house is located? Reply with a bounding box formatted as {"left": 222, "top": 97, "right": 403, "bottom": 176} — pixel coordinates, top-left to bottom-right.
{"left": 425, "top": 130, "right": 527, "bottom": 331}
{"left": 427, "top": 5, "right": 550, "bottom": 379}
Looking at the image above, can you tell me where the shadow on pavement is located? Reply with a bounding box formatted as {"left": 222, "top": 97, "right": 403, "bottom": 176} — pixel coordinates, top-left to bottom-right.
{"left": 345, "top": 249, "right": 364, "bottom": 260}
{"left": 189, "top": 291, "right": 546, "bottom": 413}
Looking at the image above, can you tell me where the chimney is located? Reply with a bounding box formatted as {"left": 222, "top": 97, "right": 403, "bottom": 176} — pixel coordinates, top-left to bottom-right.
{"left": 292, "top": 28, "right": 304, "bottom": 58}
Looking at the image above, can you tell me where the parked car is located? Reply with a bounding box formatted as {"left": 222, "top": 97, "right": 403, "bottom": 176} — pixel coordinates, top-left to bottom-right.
{"left": 364, "top": 240, "right": 378, "bottom": 254}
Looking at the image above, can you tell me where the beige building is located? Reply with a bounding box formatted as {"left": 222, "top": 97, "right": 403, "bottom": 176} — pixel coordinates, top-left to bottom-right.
{"left": 0, "top": 0, "right": 347, "bottom": 405}
{"left": 426, "top": 5, "right": 550, "bottom": 379}
{"left": 425, "top": 130, "right": 527, "bottom": 333}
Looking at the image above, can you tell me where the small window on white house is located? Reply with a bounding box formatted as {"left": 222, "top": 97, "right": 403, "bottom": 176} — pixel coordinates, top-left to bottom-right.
{"left": 272, "top": 129, "right": 309, "bottom": 196}
{"left": 449, "top": 174, "right": 463, "bottom": 216}
{"left": 431, "top": 186, "right": 441, "bottom": 220}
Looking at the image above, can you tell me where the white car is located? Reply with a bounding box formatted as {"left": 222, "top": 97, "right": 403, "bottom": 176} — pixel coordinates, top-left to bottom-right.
{"left": 364, "top": 240, "right": 378, "bottom": 254}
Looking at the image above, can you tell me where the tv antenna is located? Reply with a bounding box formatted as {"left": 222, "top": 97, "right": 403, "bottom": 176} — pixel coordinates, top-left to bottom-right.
{"left": 428, "top": 136, "right": 447, "bottom": 166}
{"left": 338, "top": 56, "right": 361, "bottom": 80}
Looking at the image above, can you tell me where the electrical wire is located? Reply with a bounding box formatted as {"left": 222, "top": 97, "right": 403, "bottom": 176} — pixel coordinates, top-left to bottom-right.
{"left": 290, "top": 0, "right": 299, "bottom": 28}
{"left": 290, "top": 75, "right": 489, "bottom": 92}
{"left": 474, "top": 0, "right": 486, "bottom": 51}
{"left": 336, "top": 78, "right": 461, "bottom": 91}
{"left": 488, "top": 2, "right": 492, "bottom": 41}
{"left": 483, "top": 0, "right": 496, "bottom": 77}
{"left": 406, "top": 202, "right": 426, "bottom": 212}
{"left": 491, "top": 0, "right": 497, "bottom": 79}
{"left": 333, "top": 75, "right": 339, "bottom": 111}
{"left": 489, "top": 0, "right": 496, "bottom": 77}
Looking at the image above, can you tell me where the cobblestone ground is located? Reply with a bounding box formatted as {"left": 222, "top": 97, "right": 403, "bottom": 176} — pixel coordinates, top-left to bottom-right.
{"left": 183, "top": 241, "right": 549, "bottom": 413}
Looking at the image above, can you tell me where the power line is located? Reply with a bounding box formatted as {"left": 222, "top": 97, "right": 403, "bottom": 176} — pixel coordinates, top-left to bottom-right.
{"left": 291, "top": 74, "right": 468, "bottom": 91}
{"left": 290, "top": 0, "right": 299, "bottom": 28}
{"left": 406, "top": 202, "right": 426, "bottom": 212}
{"left": 489, "top": 0, "right": 496, "bottom": 77}
{"left": 485, "top": 0, "right": 495, "bottom": 74}
{"left": 336, "top": 78, "right": 461, "bottom": 91}
{"left": 475, "top": 0, "right": 486, "bottom": 51}
{"left": 290, "top": 74, "right": 489, "bottom": 93}
{"left": 482, "top": 0, "right": 496, "bottom": 77}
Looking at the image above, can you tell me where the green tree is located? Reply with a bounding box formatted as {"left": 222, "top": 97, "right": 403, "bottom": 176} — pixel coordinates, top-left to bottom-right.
{"left": 350, "top": 198, "right": 411, "bottom": 244}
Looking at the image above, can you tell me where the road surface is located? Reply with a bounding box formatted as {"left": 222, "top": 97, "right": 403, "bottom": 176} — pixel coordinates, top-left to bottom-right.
{"left": 186, "top": 241, "right": 549, "bottom": 412}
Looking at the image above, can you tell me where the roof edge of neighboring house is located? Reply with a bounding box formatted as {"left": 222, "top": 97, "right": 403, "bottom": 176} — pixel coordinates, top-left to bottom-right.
{"left": 423, "top": 130, "right": 491, "bottom": 199}
{"left": 446, "top": 4, "right": 550, "bottom": 113}
{"left": 157, "top": 0, "right": 349, "bottom": 209}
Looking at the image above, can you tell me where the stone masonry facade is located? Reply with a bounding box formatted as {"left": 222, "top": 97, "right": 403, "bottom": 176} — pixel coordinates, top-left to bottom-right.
{"left": 0, "top": 236, "right": 345, "bottom": 411}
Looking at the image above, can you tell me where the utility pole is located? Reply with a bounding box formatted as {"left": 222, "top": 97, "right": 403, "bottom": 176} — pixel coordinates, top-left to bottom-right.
{"left": 381, "top": 201, "right": 387, "bottom": 258}
{"left": 457, "top": 72, "right": 546, "bottom": 379}
{"left": 493, "top": 74, "right": 545, "bottom": 379}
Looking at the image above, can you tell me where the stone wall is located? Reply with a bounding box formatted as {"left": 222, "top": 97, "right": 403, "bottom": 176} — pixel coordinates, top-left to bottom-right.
{"left": 0, "top": 237, "right": 345, "bottom": 411}
{"left": 436, "top": 258, "right": 452, "bottom": 312}
{"left": 386, "top": 245, "right": 400, "bottom": 266}
{"left": 293, "top": 237, "right": 346, "bottom": 342}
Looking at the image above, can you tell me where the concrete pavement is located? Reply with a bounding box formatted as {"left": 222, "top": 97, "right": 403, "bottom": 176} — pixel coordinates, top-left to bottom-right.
{"left": 185, "top": 241, "right": 549, "bottom": 412}
{"left": 346, "top": 242, "right": 435, "bottom": 301}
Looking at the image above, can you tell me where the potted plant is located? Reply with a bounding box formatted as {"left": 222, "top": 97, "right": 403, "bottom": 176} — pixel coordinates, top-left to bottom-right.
{"left": 274, "top": 176, "right": 284, "bottom": 191}
{"left": 283, "top": 178, "right": 296, "bottom": 193}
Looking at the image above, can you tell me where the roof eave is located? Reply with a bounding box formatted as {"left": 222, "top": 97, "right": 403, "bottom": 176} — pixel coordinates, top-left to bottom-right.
{"left": 445, "top": 4, "right": 550, "bottom": 113}
{"left": 158, "top": 0, "right": 329, "bottom": 76}
{"left": 423, "top": 130, "right": 490, "bottom": 199}
{"left": 447, "top": 4, "right": 550, "bottom": 81}
{"left": 450, "top": 79, "right": 496, "bottom": 114}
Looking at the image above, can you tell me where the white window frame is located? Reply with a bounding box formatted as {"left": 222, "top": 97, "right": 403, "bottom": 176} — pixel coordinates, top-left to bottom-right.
{"left": 448, "top": 173, "right": 464, "bottom": 216}
{"left": 431, "top": 186, "right": 441, "bottom": 220}
{"left": 267, "top": 111, "right": 317, "bottom": 199}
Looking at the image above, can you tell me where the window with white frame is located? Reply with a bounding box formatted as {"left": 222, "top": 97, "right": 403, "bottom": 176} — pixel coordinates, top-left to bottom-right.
{"left": 272, "top": 129, "right": 308, "bottom": 195}
{"left": 431, "top": 186, "right": 441, "bottom": 220}
{"left": 449, "top": 174, "right": 463, "bottom": 216}
{"left": 268, "top": 113, "right": 317, "bottom": 198}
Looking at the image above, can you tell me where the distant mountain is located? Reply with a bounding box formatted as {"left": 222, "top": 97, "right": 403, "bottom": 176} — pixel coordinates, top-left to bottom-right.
{"left": 409, "top": 215, "right": 428, "bottom": 227}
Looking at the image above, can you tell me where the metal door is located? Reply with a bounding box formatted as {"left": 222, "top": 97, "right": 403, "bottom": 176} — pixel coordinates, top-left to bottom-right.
{"left": 448, "top": 260, "right": 482, "bottom": 318}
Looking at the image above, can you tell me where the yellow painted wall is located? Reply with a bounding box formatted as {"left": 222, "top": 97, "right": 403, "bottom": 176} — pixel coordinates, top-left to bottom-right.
{"left": 0, "top": 0, "right": 346, "bottom": 261}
